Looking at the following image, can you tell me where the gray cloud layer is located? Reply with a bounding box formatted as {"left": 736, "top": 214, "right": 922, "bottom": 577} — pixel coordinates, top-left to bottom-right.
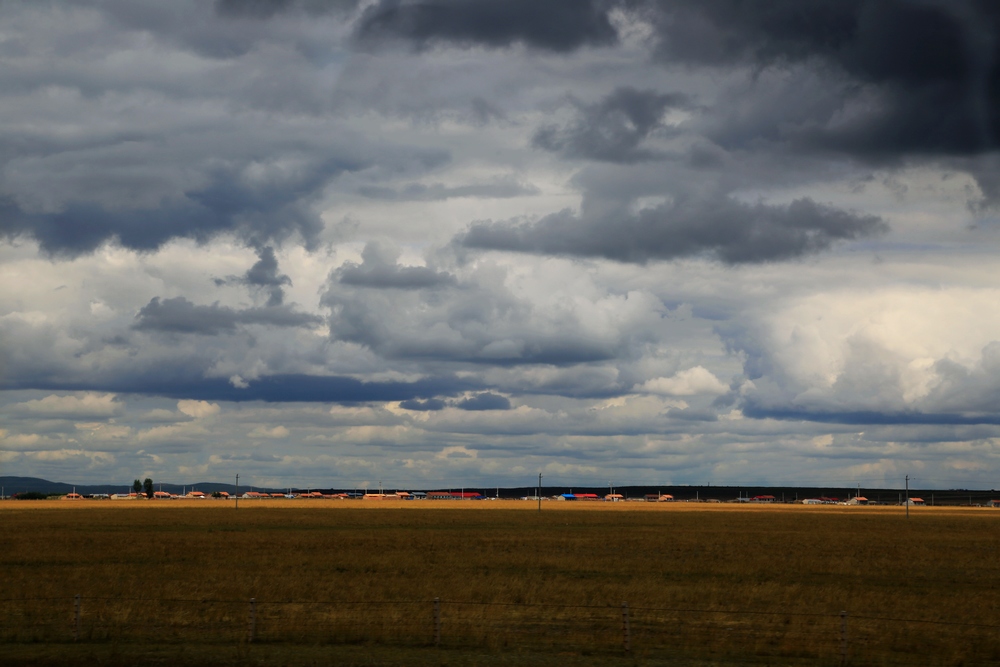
{"left": 532, "top": 87, "right": 690, "bottom": 163}
{"left": 133, "top": 297, "right": 322, "bottom": 335}
{"left": 461, "top": 197, "right": 887, "bottom": 264}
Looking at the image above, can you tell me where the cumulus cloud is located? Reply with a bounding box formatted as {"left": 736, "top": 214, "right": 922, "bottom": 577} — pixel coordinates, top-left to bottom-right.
{"left": 336, "top": 242, "right": 457, "bottom": 289}
{"left": 727, "top": 286, "right": 1000, "bottom": 424}
{"left": 177, "top": 400, "right": 222, "bottom": 419}
{"left": 637, "top": 367, "right": 728, "bottom": 396}
{"left": 322, "top": 252, "right": 666, "bottom": 366}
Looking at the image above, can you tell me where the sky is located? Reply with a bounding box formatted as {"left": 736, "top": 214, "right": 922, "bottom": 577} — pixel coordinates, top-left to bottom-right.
{"left": 3, "top": 0, "right": 1000, "bottom": 491}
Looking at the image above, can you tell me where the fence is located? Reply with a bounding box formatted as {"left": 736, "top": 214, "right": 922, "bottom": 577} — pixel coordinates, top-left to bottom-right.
{"left": 3, "top": 595, "right": 1000, "bottom": 666}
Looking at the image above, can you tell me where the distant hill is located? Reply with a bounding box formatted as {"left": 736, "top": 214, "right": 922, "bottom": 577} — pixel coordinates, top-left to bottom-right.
{"left": 0, "top": 476, "right": 265, "bottom": 497}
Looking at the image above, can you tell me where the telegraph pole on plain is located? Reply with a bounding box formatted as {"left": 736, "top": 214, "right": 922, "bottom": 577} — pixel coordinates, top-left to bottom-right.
{"left": 905, "top": 475, "right": 909, "bottom": 519}
{"left": 537, "top": 473, "right": 542, "bottom": 513}
{"left": 235, "top": 473, "right": 239, "bottom": 510}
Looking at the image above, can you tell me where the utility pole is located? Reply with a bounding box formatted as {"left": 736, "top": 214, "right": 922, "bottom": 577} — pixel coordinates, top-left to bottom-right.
{"left": 905, "top": 475, "right": 909, "bottom": 519}
{"left": 538, "top": 473, "right": 542, "bottom": 513}
{"left": 235, "top": 473, "right": 239, "bottom": 510}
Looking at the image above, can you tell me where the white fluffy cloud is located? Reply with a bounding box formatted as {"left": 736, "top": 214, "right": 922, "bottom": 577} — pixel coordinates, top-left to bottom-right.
{"left": 177, "top": 400, "right": 221, "bottom": 419}
{"left": 636, "top": 367, "right": 729, "bottom": 396}
{"left": 11, "top": 393, "right": 123, "bottom": 419}
{"left": 741, "top": 285, "right": 1000, "bottom": 416}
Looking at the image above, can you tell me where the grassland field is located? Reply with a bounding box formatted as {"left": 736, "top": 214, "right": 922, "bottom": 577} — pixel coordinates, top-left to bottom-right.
{"left": 2, "top": 501, "right": 999, "bottom": 667}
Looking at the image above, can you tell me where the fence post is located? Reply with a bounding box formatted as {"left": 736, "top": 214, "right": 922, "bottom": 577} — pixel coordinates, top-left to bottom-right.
{"left": 247, "top": 598, "right": 256, "bottom": 643}
{"left": 433, "top": 597, "right": 441, "bottom": 646}
{"left": 840, "top": 610, "right": 848, "bottom": 666}
{"left": 73, "top": 594, "right": 81, "bottom": 642}
{"left": 622, "top": 602, "right": 631, "bottom": 653}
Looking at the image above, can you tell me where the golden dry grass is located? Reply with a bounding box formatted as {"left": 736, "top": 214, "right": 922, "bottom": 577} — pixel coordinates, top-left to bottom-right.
{"left": 2, "top": 502, "right": 998, "bottom": 666}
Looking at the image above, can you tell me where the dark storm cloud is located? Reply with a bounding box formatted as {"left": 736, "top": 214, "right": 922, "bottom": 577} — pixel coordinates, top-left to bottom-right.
{"left": 356, "top": 180, "right": 539, "bottom": 201}
{"left": 532, "top": 87, "right": 690, "bottom": 163}
{"left": 637, "top": 0, "right": 1000, "bottom": 158}
{"left": 0, "top": 159, "right": 358, "bottom": 257}
{"left": 133, "top": 296, "right": 323, "bottom": 335}
{"left": 455, "top": 392, "right": 512, "bottom": 411}
{"left": 358, "top": 0, "right": 1000, "bottom": 161}
{"left": 336, "top": 242, "right": 457, "bottom": 289}
{"left": 356, "top": 0, "right": 619, "bottom": 52}
{"left": 460, "top": 196, "right": 887, "bottom": 264}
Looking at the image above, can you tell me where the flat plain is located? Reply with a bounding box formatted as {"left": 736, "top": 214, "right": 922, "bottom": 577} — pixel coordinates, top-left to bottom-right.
{"left": 2, "top": 501, "right": 998, "bottom": 666}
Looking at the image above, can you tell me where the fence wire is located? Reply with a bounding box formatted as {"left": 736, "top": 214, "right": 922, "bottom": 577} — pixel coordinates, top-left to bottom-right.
{"left": 1, "top": 596, "right": 998, "bottom": 665}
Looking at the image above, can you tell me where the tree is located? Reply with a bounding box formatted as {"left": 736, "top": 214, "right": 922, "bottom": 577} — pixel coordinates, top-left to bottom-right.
{"left": 132, "top": 479, "right": 142, "bottom": 495}
{"left": 143, "top": 478, "right": 153, "bottom": 499}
